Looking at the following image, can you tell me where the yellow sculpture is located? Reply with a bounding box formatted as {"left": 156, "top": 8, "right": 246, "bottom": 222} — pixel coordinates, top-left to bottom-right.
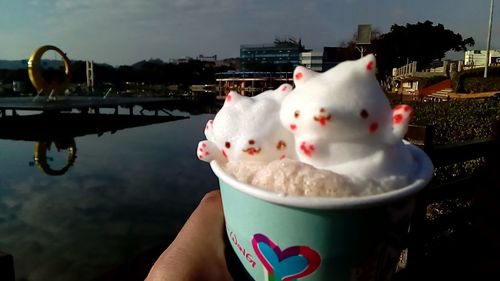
{"left": 28, "top": 45, "right": 71, "bottom": 97}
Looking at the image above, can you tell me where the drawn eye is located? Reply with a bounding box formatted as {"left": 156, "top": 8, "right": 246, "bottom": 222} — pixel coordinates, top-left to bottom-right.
{"left": 294, "top": 110, "right": 300, "bottom": 118}
{"left": 248, "top": 139, "right": 255, "bottom": 145}
{"left": 276, "top": 140, "right": 287, "bottom": 150}
{"left": 225, "top": 142, "right": 231, "bottom": 149}
{"left": 360, "top": 109, "right": 369, "bottom": 119}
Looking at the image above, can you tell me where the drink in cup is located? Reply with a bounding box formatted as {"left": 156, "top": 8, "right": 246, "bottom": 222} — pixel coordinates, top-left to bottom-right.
{"left": 197, "top": 55, "right": 433, "bottom": 281}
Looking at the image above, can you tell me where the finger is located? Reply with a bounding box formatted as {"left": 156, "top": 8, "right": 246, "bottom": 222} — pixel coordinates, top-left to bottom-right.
{"left": 146, "top": 190, "right": 232, "bottom": 281}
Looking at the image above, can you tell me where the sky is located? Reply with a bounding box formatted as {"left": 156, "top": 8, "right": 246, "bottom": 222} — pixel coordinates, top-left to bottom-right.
{"left": 0, "top": 0, "right": 498, "bottom": 66}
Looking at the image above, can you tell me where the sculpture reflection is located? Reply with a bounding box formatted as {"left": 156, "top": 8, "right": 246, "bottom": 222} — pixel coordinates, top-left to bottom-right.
{"left": 33, "top": 138, "right": 77, "bottom": 176}
{"left": 0, "top": 111, "right": 188, "bottom": 176}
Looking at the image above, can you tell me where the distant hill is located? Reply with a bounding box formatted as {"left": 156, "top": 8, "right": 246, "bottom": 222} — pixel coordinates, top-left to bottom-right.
{"left": 131, "top": 58, "right": 165, "bottom": 70}
{"left": 0, "top": 59, "right": 66, "bottom": 70}
{"left": 0, "top": 59, "right": 158, "bottom": 70}
{"left": 0, "top": 60, "right": 28, "bottom": 70}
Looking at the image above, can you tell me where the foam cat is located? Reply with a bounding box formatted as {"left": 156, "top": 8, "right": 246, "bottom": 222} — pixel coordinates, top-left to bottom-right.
{"left": 280, "top": 54, "right": 416, "bottom": 183}
{"left": 197, "top": 84, "right": 296, "bottom": 163}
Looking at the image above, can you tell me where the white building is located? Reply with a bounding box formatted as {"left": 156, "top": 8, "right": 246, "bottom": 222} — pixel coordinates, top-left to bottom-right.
{"left": 300, "top": 50, "right": 323, "bottom": 71}
{"left": 169, "top": 57, "right": 193, "bottom": 64}
{"left": 464, "top": 50, "right": 500, "bottom": 69}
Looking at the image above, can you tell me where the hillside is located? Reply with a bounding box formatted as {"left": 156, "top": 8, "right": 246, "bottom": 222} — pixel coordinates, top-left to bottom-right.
{"left": 0, "top": 60, "right": 28, "bottom": 70}
{"left": 0, "top": 59, "right": 73, "bottom": 70}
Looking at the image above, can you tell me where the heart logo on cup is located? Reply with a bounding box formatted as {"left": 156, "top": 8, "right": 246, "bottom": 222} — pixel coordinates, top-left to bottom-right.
{"left": 251, "top": 233, "right": 321, "bottom": 281}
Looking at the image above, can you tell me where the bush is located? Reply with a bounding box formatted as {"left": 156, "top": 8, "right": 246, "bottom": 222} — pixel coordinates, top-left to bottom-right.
{"left": 407, "top": 99, "right": 500, "bottom": 145}
{"left": 452, "top": 66, "right": 500, "bottom": 92}
{"left": 462, "top": 77, "right": 500, "bottom": 93}
{"left": 404, "top": 99, "right": 500, "bottom": 184}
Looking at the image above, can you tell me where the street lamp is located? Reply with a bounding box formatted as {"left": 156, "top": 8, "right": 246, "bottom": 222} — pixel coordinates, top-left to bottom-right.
{"left": 356, "top": 24, "right": 372, "bottom": 58}
{"left": 484, "top": 0, "right": 495, "bottom": 78}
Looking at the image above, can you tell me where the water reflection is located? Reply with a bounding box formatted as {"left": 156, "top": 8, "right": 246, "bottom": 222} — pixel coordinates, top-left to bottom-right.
{"left": 0, "top": 102, "right": 221, "bottom": 281}
{"left": 0, "top": 111, "right": 189, "bottom": 176}
{"left": 32, "top": 139, "right": 77, "bottom": 176}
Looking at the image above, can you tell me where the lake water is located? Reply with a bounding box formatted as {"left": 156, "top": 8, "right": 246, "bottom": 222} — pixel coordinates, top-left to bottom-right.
{"left": 0, "top": 104, "right": 220, "bottom": 281}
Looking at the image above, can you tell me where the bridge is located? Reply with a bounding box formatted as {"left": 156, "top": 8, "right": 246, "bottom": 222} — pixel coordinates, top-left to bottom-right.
{"left": 0, "top": 96, "right": 183, "bottom": 117}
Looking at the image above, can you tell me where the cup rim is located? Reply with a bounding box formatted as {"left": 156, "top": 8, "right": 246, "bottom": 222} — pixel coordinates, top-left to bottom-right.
{"left": 210, "top": 143, "right": 433, "bottom": 210}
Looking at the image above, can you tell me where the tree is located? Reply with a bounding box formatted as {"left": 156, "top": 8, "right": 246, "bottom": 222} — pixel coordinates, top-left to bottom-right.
{"left": 371, "top": 21, "right": 474, "bottom": 77}
{"left": 274, "top": 36, "right": 308, "bottom": 52}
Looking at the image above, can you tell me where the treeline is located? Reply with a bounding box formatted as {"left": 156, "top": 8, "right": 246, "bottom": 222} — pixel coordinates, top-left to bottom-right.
{"left": 72, "top": 59, "right": 236, "bottom": 86}
{"left": 0, "top": 59, "right": 237, "bottom": 93}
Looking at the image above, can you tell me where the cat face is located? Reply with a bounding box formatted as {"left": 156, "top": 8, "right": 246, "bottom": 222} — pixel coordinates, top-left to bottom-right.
{"left": 280, "top": 55, "right": 392, "bottom": 142}
{"left": 212, "top": 86, "right": 295, "bottom": 161}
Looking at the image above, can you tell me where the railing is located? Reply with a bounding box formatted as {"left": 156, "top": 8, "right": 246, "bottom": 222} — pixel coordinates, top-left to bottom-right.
{"left": 402, "top": 124, "right": 499, "bottom": 280}
{"left": 393, "top": 61, "right": 449, "bottom": 79}
{"left": 393, "top": 61, "right": 418, "bottom": 77}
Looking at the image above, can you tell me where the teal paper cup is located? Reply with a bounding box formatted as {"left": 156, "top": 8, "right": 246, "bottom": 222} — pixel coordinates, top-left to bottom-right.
{"left": 211, "top": 144, "right": 433, "bottom": 281}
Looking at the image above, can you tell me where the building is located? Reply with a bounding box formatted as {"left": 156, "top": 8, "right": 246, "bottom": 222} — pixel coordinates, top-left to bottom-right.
{"left": 169, "top": 57, "right": 193, "bottom": 64}
{"left": 464, "top": 50, "right": 500, "bottom": 69}
{"left": 213, "top": 58, "right": 241, "bottom": 69}
{"left": 300, "top": 50, "right": 323, "bottom": 71}
{"left": 196, "top": 54, "right": 217, "bottom": 63}
{"left": 169, "top": 55, "right": 240, "bottom": 69}
{"left": 215, "top": 71, "right": 292, "bottom": 99}
{"left": 240, "top": 39, "right": 303, "bottom": 70}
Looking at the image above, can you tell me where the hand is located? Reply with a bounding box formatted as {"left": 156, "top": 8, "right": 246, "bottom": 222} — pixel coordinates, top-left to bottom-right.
{"left": 146, "top": 190, "right": 233, "bottom": 281}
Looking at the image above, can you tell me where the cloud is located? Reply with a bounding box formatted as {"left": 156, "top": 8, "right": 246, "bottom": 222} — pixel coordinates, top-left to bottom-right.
{"left": 8, "top": 0, "right": 493, "bottom": 65}
{"left": 48, "top": 0, "right": 240, "bottom": 18}
{"left": 18, "top": 0, "right": 362, "bottom": 64}
{"left": 29, "top": 0, "right": 41, "bottom": 6}
{"left": 29, "top": 0, "right": 251, "bottom": 63}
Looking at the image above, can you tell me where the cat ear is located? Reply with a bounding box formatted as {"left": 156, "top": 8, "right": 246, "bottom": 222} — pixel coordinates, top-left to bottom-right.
{"left": 361, "top": 54, "right": 377, "bottom": 74}
{"left": 293, "top": 66, "right": 317, "bottom": 87}
{"left": 224, "top": 91, "right": 242, "bottom": 105}
{"left": 277, "top": 83, "right": 293, "bottom": 93}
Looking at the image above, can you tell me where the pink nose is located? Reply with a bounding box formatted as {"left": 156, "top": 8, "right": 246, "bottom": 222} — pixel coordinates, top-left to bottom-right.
{"left": 314, "top": 114, "right": 332, "bottom": 126}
